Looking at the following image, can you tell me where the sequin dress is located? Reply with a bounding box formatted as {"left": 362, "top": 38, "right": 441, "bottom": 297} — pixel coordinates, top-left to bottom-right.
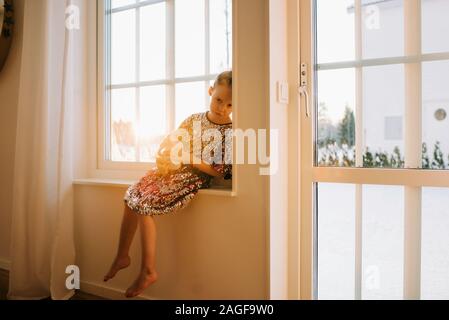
{"left": 124, "top": 112, "right": 232, "bottom": 216}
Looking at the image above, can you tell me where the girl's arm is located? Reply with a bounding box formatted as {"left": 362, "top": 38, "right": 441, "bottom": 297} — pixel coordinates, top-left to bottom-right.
{"left": 157, "top": 143, "right": 223, "bottom": 177}
{"left": 190, "top": 154, "right": 223, "bottom": 177}
{"left": 193, "top": 163, "right": 222, "bottom": 177}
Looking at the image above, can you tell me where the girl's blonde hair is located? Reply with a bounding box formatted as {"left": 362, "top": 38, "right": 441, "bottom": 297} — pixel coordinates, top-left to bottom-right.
{"left": 213, "top": 70, "right": 232, "bottom": 89}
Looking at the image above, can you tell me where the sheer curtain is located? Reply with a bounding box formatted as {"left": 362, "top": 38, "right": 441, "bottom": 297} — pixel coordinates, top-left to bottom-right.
{"left": 8, "top": 0, "right": 87, "bottom": 300}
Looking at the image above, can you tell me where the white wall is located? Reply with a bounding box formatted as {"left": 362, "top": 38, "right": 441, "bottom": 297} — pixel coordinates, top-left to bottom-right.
{"left": 268, "top": 0, "right": 301, "bottom": 300}
{"left": 286, "top": 0, "right": 301, "bottom": 300}
{"left": 269, "top": 0, "right": 289, "bottom": 300}
{"left": 0, "top": 0, "right": 24, "bottom": 269}
{"left": 73, "top": 0, "right": 271, "bottom": 300}
{"left": 268, "top": 0, "right": 302, "bottom": 300}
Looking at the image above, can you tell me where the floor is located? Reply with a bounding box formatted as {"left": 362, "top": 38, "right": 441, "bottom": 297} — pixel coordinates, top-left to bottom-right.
{"left": 0, "top": 269, "right": 106, "bottom": 300}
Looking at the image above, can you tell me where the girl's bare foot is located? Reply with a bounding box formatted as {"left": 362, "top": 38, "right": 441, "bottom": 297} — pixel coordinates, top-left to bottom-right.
{"left": 125, "top": 269, "right": 158, "bottom": 298}
{"left": 104, "top": 256, "right": 131, "bottom": 282}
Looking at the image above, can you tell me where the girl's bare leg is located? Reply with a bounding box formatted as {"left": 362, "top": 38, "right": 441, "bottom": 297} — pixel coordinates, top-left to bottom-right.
{"left": 104, "top": 205, "right": 139, "bottom": 282}
{"left": 125, "top": 215, "right": 159, "bottom": 298}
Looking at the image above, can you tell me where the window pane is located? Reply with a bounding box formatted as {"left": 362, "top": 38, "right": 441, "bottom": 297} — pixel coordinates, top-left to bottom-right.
{"left": 139, "top": 85, "right": 167, "bottom": 162}
{"left": 362, "top": 185, "right": 404, "bottom": 300}
{"left": 363, "top": 64, "right": 405, "bottom": 168}
{"left": 175, "top": 0, "right": 205, "bottom": 77}
{"left": 317, "top": 183, "right": 404, "bottom": 300}
{"left": 111, "top": 88, "right": 137, "bottom": 162}
{"left": 210, "top": 0, "right": 232, "bottom": 73}
{"left": 317, "top": 183, "right": 356, "bottom": 300}
{"left": 140, "top": 3, "right": 166, "bottom": 81}
{"left": 175, "top": 81, "right": 208, "bottom": 127}
{"left": 111, "top": 9, "right": 136, "bottom": 85}
{"left": 362, "top": 0, "right": 404, "bottom": 59}
{"left": 317, "top": 68, "right": 356, "bottom": 167}
{"left": 422, "top": 61, "right": 449, "bottom": 170}
{"left": 422, "top": 188, "right": 449, "bottom": 300}
{"left": 316, "top": 0, "right": 405, "bottom": 62}
{"left": 316, "top": 0, "right": 355, "bottom": 64}
{"left": 106, "top": 0, "right": 233, "bottom": 164}
{"left": 422, "top": 0, "right": 449, "bottom": 54}
{"left": 317, "top": 65, "right": 407, "bottom": 169}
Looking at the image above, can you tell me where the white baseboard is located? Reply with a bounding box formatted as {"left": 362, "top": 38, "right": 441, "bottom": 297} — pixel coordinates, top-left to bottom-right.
{"left": 80, "top": 280, "right": 155, "bottom": 300}
{"left": 0, "top": 257, "right": 11, "bottom": 271}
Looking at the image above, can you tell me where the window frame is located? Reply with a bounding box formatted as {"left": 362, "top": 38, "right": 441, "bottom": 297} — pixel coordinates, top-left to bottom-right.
{"left": 299, "top": 0, "right": 449, "bottom": 300}
{"left": 96, "top": 0, "right": 234, "bottom": 172}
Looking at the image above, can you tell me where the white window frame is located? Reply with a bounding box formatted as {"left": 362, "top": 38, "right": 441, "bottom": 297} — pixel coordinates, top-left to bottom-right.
{"left": 299, "top": 0, "right": 449, "bottom": 300}
{"left": 96, "top": 0, "right": 233, "bottom": 173}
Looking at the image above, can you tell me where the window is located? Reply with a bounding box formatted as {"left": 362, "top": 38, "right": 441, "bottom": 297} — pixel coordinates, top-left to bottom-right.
{"left": 299, "top": 0, "right": 449, "bottom": 300}
{"left": 99, "top": 0, "right": 232, "bottom": 167}
{"left": 315, "top": 0, "right": 449, "bottom": 170}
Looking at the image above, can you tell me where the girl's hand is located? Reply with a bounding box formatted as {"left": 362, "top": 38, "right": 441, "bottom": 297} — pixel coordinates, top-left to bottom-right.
{"left": 156, "top": 135, "right": 225, "bottom": 178}
{"left": 156, "top": 137, "right": 182, "bottom": 174}
{"left": 192, "top": 162, "right": 223, "bottom": 177}
{"left": 212, "top": 164, "right": 232, "bottom": 180}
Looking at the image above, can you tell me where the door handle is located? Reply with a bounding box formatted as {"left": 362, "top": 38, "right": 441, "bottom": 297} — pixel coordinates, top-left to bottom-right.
{"left": 298, "top": 85, "right": 311, "bottom": 118}
{"left": 298, "top": 63, "right": 311, "bottom": 118}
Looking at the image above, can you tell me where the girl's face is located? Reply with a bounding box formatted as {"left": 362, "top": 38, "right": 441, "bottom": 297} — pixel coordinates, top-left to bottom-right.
{"left": 208, "top": 84, "right": 232, "bottom": 120}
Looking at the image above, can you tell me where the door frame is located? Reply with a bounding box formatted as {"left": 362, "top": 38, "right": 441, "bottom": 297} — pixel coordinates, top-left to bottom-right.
{"left": 298, "top": 0, "right": 449, "bottom": 300}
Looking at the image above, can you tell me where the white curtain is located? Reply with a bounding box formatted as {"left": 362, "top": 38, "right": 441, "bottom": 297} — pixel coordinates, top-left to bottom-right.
{"left": 8, "top": 0, "right": 87, "bottom": 300}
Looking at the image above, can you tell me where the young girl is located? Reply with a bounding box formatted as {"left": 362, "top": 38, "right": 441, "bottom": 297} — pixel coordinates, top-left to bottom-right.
{"left": 104, "top": 71, "right": 233, "bottom": 298}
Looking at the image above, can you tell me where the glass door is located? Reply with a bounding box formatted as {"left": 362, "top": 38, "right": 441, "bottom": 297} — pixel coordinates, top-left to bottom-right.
{"left": 299, "top": 0, "right": 449, "bottom": 300}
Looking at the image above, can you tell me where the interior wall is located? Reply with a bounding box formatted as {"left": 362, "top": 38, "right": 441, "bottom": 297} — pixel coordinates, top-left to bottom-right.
{"left": 269, "top": 0, "right": 289, "bottom": 300}
{"left": 73, "top": 0, "right": 271, "bottom": 300}
{"left": 0, "top": 0, "right": 24, "bottom": 268}
{"left": 286, "top": 0, "right": 301, "bottom": 300}
{"left": 268, "top": 0, "right": 301, "bottom": 300}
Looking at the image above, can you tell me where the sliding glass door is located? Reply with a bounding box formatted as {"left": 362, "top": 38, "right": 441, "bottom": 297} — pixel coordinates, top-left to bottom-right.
{"left": 299, "top": 0, "right": 449, "bottom": 300}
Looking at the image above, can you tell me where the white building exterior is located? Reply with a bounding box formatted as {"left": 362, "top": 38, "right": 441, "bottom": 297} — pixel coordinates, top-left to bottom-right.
{"left": 359, "top": 0, "right": 449, "bottom": 156}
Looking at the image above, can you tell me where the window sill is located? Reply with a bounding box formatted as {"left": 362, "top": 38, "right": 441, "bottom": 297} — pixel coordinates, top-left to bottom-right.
{"left": 73, "top": 178, "right": 236, "bottom": 197}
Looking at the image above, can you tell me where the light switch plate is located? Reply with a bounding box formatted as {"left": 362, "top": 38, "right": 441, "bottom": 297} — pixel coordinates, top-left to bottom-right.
{"left": 277, "top": 81, "right": 289, "bottom": 104}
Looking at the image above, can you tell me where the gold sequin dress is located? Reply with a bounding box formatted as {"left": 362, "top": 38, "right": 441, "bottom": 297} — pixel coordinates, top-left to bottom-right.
{"left": 124, "top": 112, "right": 232, "bottom": 216}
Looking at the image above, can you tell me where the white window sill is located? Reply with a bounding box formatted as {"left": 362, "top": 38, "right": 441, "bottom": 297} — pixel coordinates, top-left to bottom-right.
{"left": 73, "top": 178, "right": 236, "bottom": 197}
